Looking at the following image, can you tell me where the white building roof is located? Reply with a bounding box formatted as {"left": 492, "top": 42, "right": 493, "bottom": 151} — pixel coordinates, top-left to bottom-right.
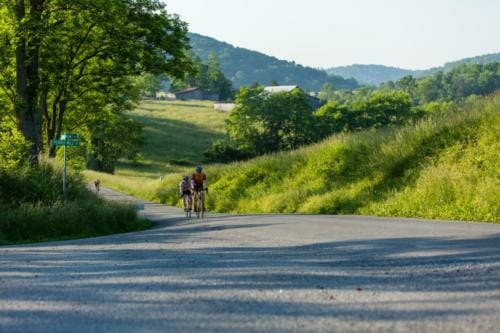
{"left": 263, "top": 85, "right": 299, "bottom": 93}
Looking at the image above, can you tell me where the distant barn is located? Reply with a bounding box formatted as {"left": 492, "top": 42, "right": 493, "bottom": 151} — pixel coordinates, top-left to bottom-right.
{"left": 263, "top": 85, "right": 324, "bottom": 109}
{"left": 174, "top": 87, "right": 220, "bottom": 101}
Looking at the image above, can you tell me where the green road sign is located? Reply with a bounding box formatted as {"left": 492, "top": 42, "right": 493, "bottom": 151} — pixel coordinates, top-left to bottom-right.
{"left": 51, "top": 135, "right": 81, "bottom": 204}
{"left": 61, "top": 133, "right": 79, "bottom": 140}
{"left": 64, "top": 141, "right": 81, "bottom": 147}
{"left": 51, "top": 139, "right": 80, "bottom": 147}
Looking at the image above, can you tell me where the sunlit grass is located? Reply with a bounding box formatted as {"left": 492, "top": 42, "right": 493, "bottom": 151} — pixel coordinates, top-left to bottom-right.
{"left": 83, "top": 99, "right": 228, "bottom": 198}
{"left": 84, "top": 95, "right": 499, "bottom": 222}
{"left": 155, "top": 93, "right": 500, "bottom": 222}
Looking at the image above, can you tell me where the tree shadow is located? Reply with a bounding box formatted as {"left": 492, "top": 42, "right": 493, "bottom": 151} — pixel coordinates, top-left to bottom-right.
{"left": 1, "top": 225, "right": 499, "bottom": 332}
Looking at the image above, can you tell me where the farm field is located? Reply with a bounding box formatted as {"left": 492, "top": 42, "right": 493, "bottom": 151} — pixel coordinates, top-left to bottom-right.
{"left": 83, "top": 100, "right": 228, "bottom": 200}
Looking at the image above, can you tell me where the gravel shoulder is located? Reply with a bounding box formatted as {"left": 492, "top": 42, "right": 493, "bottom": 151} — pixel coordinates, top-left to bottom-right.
{"left": 1, "top": 188, "right": 499, "bottom": 333}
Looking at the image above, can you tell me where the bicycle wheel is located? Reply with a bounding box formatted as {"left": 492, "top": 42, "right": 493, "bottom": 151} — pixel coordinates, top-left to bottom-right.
{"left": 183, "top": 196, "right": 189, "bottom": 218}
{"left": 193, "top": 191, "right": 200, "bottom": 219}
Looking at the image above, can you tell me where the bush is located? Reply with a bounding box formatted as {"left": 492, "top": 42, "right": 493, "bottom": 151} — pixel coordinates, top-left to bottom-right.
{"left": 0, "top": 163, "right": 148, "bottom": 244}
{"left": 203, "top": 140, "right": 255, "bottom": 163}
{"left": 0, "top": 199, "right": 143, "bottom": 243}
{"left": 0, "top": 162, "right": 87, "bottom": 205}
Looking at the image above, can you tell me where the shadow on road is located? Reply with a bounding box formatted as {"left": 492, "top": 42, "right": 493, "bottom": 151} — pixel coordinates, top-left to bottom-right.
{"left": 1, "top": 224, "right": 499, "bottom": 331}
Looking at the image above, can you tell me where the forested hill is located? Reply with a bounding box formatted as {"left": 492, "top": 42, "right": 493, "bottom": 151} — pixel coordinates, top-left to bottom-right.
{"left": 326, "top": 65, "right": 419, "bottom": 86}
{"left": 188, "top": 33, "right": 359, "bottom": 91}
{"left": 327, "top": 53, "right": 500, "bottom": 86}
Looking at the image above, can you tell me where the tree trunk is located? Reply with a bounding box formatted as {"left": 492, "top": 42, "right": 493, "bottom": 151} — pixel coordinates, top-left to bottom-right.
{"left": 14, "top": 0, "right": 44, "bottom": 166}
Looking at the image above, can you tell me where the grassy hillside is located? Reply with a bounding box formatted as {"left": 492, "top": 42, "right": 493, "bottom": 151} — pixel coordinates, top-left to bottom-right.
{"left": 154, "top": 93, "right": 500, "bottom": 222}
{"left": 83, "top": 100, "right": 228, "bottom": 197}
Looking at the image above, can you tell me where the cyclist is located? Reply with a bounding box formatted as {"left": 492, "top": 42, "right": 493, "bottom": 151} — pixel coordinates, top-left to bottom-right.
{"left": 191, "top": 166, "right": 208, "bottom": 213}
{"left": 179, "top": 175, "right": 192, "bottom": 212}
{"left": 191, "top": 166, "right": 207, "bottom": 192}
{"left": 94, "top": 179, "right": 101, "bottom": 194}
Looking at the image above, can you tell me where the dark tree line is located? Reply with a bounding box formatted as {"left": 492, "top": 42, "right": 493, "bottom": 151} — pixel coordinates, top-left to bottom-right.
{"left": 170, "top": 52, "right": 233, "bottom": 101}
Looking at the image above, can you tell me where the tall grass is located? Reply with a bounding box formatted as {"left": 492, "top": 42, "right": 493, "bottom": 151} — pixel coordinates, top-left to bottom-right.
{"left": 0, "top": 162, "right": 149, "bottom": 244}
{"left": 154, "top": 92, "right": 499, "bottom": 222}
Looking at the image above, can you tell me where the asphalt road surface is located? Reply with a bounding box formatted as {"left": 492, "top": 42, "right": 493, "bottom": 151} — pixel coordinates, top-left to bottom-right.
{"left": 1, "top": 188, "right": 499, "bottom": 333}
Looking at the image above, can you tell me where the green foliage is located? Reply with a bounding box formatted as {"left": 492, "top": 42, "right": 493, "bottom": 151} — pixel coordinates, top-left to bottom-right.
{"left": 316, "top": 89, "right": 413, "bottom": 135}
{"left": 203, "top": 140, "right": 255, "bottom": 163}
{"left": 401, "top": 62, "right": 500, "bottom": 104}
{"left": 226, "top": 86, "right": 316, "bottom": 154}
{"left": 86, "top": 114, "right": 144, "bottom": 174}
{"left": 318, "top": 83, "right": 336, "bottom": 101}
{"left": 0, "top": 200, "right": 144, "bottom": 244}
{"left": 171, "top": 53, "right": 233, "bottom": 100}
{"left": 135, "top": 73, "right": 167, "bottom": 98}
{"left": 155, "top": 92, "right": 500, "bottom": 222}
{"left": 0, "top": 125, "right": 30, "bottom": 171}
{"left": 188, "top": 33, "right": 359, "bottom": 91}
{"left": 327, "top": 53, "right": 500, "bottom": 86}
{"left": 0, "top": 162, "right": 147, "bottom": 244}
{"left": 0, "top": 0, "right": 194, "bottom": 164}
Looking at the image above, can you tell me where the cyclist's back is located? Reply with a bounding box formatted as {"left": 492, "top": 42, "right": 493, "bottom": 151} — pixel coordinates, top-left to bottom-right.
{"left": 179, "top": 176, "right": 191, "bottom": 194}
{"left": 192, "top": 166, "right": 207, "bottom": 191}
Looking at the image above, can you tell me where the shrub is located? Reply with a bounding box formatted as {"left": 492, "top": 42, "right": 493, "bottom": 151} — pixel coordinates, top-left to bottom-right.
{"left": 203, "top": 140, "right": 255, "bottom": 163}
{"left": 0, "top": 163, "right": 148, "bottom": 244}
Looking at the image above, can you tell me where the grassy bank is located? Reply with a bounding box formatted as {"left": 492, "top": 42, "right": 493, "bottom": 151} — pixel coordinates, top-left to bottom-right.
{"left": 154, "top": 93, "right": 499, "bottom": 222}
{"left": 0, "top": 163, "right": 150, "bottom": 245}
{"left": 83, "top": 99, "right": 228, "bottom": 198}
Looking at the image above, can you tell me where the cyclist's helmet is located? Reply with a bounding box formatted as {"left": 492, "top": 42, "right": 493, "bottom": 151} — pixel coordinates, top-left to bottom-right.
{"left": 195, "top": 166, "right": 202, "bottom": 173}
{"left": 183, "top": 175, "right": 189, "bottom": 181}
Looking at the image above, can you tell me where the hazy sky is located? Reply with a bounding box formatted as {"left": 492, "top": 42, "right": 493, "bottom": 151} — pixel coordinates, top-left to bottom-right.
{"left": 166, "top": 0, "right": 500, "bottom": 70}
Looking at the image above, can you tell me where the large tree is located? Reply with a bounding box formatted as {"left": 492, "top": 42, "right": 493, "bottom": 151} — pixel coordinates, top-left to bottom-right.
{"left": 0, "top": 0, "right": 194, "bottom": 163}
{"left": 227, "top": 86, "right": 316, "bottom": 154}
{"left": 0, "top": 0, "right": 46, "bottom": 165}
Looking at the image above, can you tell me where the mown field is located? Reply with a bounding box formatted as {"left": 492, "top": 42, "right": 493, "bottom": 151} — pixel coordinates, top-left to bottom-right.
{"left": 83, "top": 99, "right": 228, "bottom": 198}
{"left": 85, "top": 94, "right": 499, "bottom": 222}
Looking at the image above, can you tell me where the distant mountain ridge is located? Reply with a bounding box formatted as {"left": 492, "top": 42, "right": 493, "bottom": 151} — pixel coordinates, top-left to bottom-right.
{"left": 188, "top": 33, "right": 499, "bottom": 89}
{"left": 188, "top": 33, "right": 358, "bottom": 91}
{"left": 327, "top": 53, "right": 500, "bottom": 86}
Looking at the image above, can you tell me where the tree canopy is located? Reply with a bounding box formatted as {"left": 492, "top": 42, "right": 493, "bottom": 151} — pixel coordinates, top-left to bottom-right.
{"left": 0, "top": 0, "right": 194, "bottom": 169}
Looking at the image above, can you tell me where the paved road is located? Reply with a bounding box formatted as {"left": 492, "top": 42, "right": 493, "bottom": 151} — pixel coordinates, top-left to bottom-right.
{"left": 1, "top": 188, "right": 499, "bottom": 333}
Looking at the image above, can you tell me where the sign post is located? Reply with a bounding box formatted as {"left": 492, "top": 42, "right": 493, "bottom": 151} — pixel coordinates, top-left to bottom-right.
{"left": 51, "top": 133, "right": 80, "bottom": 204}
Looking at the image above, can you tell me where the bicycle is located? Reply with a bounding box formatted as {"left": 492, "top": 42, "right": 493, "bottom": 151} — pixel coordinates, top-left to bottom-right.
{"left": 182, "top": 192, "right": 192, "bottom": 218}
{"left": 192, "top": 188, "right": 206, "bottom": 219}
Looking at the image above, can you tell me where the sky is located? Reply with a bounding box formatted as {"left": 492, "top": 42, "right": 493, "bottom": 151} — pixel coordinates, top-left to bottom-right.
{"left": 165, "top": 0, "right": 500, "bottom": 70}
